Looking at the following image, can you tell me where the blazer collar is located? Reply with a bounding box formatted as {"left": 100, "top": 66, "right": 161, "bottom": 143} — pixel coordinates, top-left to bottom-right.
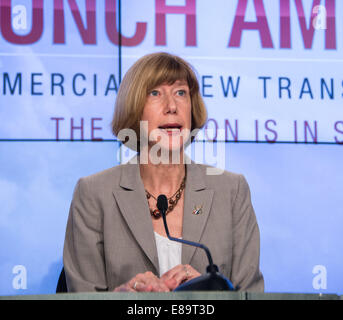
{"left": 114, "top": 155, "right": 213, "bottom": 274}
{"left": 118, "top": 155, "right": 141, "bottom": 191}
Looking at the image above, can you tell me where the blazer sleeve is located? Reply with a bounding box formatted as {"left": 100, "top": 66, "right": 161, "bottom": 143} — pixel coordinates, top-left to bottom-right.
{"left": 230, "top": 174, "right": 264, "bottom": 292}
{"left": 63, "top": 178, "right": 108, "bottom": 292}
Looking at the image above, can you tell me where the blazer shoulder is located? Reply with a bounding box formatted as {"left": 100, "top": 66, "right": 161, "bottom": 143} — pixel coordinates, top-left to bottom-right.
{"left": 192, "top": 163, "right": 254, "bottom": 206}
{"left": 193, "top": 162, "right": 244, "bottom": 188}
{"left": 77, "top": 164, "right": 125, "bottom": 191}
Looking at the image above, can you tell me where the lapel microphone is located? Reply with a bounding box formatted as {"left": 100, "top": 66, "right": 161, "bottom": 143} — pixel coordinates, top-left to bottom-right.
{"left": 157, "top": 194, "right": 235, "bottom": 291}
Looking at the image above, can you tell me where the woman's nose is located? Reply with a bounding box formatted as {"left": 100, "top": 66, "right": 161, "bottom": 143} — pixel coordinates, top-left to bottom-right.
{"left": 164, "top": 93, "right": 177, "bottom": 114}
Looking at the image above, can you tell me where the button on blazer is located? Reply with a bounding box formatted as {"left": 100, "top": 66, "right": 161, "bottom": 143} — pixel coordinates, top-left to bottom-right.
{"left": 63, "top": 159, "right": 264, "bottom": 292}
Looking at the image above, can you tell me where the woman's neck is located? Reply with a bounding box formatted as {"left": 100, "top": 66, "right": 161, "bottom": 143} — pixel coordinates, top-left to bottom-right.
{"left": 139, "top": 157, "right": 186, "bottom": 198}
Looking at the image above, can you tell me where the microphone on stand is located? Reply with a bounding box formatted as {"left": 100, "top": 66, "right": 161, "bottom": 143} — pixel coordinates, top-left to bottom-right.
{"left": 157, "top": 194, "right": 235, "bottom": 291}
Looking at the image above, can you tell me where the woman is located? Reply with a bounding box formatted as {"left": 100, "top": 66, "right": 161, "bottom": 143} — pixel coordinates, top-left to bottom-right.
{"left": 63, "top": 52, "right": 264, "bottom": 292}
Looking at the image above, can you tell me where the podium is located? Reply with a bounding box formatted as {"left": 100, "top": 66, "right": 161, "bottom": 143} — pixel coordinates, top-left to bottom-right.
{"left": 0, "top": 291, "right": 341, "bottom": 300}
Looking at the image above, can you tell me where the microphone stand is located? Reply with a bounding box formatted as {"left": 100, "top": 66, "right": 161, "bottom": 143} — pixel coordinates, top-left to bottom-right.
{"left": 157, "top": 195, "right": 235, "bottom": 291}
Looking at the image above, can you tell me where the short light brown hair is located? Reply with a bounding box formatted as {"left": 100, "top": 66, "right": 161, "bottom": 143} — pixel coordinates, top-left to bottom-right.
{"left": 111, "top": 52, "right": 207, "bottom": 141}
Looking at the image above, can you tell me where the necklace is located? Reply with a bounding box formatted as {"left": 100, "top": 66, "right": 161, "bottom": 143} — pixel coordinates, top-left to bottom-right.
{"left": 145, "top": 174, "right": 186, "bottom": 219}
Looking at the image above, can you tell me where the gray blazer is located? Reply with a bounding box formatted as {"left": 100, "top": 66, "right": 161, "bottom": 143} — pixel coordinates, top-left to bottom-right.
{"left": 63, "top": 160, "right": 264, "bottom": 292}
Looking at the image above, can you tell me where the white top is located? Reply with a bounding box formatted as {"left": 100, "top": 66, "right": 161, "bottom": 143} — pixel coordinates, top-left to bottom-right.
{"left": 154, "top": 232, "right": 182, "bottom": 277}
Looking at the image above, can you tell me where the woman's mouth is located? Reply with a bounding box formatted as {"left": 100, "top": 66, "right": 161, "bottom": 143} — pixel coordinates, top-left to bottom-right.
{"left": 158, "top": 124, "right": 182, "bottom": 135}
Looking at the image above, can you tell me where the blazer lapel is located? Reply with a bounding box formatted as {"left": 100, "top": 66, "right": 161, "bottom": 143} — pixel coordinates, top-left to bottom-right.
{"left": 111, "top": 158, "right": 214, "bottom": 274}
{"left": 112, "top": 160, "right": 159, "bottom": 274}
{"left": 182, "top": 162, "right": 214, "bottom": 266}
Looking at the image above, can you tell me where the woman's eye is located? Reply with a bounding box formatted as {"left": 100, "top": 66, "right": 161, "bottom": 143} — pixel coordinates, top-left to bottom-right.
{"left": 177, "top": 90, "right": 186, "bottom": 96}
{"left": 150, "top": 90, "right": 159, "bottom": 96}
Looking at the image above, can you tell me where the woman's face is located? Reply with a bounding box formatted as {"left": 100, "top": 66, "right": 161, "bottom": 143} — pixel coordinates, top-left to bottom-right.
{"left": 140, "top": 79, "right": 192, "bottom": 154}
